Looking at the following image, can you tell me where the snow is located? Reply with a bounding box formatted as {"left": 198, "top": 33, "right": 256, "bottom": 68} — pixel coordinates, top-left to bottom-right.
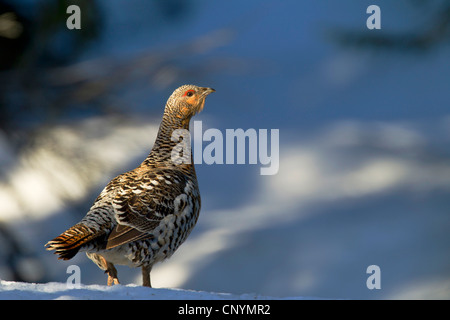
{"left": 0, "top": 280, "right": 300, "bottom": 300}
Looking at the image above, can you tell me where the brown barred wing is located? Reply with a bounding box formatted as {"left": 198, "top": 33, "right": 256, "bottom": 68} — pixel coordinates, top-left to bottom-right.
{"left": 105, "top": 169, "right": 192, "bottom": 249}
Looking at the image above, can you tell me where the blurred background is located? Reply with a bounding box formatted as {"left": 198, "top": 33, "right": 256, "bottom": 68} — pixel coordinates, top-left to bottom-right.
{"left": 1, "top": 0, "right": 449, "bottom": 299}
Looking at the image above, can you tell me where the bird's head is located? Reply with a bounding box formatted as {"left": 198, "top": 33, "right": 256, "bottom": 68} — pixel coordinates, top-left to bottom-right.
{"left": 166, "top": 84, "right": 215, "bottom": 120}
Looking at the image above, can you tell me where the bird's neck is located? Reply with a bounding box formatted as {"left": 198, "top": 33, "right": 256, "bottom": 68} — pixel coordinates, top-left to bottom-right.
{"left": 142, "top": 108, "right": 194, "bottom": 169}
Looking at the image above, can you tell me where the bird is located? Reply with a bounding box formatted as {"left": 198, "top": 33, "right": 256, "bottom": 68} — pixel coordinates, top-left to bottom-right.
{"left": 45, "top": 84, "right": 215, "bottom": 287}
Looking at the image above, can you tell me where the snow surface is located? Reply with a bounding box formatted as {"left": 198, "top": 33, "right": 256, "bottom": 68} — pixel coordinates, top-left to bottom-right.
{"left": 0, "top": 280, "right": 300, "bottom": 300}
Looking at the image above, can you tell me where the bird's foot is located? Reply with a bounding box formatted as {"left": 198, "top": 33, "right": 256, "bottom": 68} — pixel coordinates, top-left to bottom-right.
{"left": 107, "top": 274, "right": 120, "bottom": 286}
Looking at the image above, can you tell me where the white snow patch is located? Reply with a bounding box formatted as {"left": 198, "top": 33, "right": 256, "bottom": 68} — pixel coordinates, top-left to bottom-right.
{"left": 0, "top": 280, "right": 305, "bottom": 300}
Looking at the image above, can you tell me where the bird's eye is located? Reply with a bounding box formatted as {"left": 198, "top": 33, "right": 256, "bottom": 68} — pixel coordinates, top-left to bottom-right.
{"left": 183, "top": 90, "right": 195, "bottom": 97}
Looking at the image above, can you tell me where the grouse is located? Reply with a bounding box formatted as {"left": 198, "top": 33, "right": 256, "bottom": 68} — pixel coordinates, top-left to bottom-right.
{"left": 46, "top": 85, "right": 215, "bottom": 287}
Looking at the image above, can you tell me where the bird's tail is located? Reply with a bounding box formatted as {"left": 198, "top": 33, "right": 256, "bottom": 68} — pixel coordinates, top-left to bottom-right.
{"left": 45, "top": 224, "right": 98, "bottom": 260}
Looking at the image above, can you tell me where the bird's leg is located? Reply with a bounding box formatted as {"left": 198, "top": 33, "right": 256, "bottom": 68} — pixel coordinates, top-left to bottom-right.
{"left": 106, "top": 266, "right": 120, "bottom": 286}
{"left": 142, "top": 265, "right": 152, "bottom": 287}
{"left": 97, "top": 254, "right": 119, "bottom": 286}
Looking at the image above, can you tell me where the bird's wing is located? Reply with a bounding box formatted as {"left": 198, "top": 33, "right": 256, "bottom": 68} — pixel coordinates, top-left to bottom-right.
{"left": 105, "top": 169, "right": 192, "bottom": 249}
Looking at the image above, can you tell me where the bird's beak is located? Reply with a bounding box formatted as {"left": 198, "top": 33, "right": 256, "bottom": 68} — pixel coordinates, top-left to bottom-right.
{"left": 195, "top": 87, "right": 214, "bottom": 114}
{"left": 201, "top": 87, "right": 215, "bottom": 97}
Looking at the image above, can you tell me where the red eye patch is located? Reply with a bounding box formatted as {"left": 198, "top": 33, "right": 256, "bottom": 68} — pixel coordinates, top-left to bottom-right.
{"left": 183, "top": 90, "right": 195, "bottom": 97}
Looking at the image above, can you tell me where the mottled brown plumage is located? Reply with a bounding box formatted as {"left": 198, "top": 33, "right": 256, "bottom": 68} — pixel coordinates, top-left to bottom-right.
{"left": 46, "top": 85, "right": 215, "bottom": 287}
